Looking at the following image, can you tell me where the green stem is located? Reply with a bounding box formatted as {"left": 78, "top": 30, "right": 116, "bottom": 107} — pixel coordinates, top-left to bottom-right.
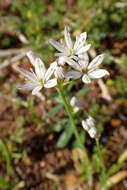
{"left": 57, "top": 82, "right": 93, "bottom": 180}
{"left": 96, "top": 138, "right": 107, "bottom": 189}
{"left": 58, "top": 83, "right": 84, "bottom": 149}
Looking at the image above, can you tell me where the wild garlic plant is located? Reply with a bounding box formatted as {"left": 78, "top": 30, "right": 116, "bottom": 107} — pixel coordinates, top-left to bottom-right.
{"left": 18, "top": 27, "right": 109, "bottom": 188}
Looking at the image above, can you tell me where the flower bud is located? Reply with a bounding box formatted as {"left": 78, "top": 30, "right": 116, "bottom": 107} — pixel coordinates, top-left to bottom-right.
{"left": 82, "top": 116, "right": 98, "bottom": 139}
{"left": 58, "top": 56, "right": 66, "bottom": 66}
{"left": 54, "top": 66, "right": 65, "bottom": 79}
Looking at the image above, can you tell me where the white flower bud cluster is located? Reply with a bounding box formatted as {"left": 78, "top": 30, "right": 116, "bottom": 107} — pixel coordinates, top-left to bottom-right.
{"left": 82, "top": 116, "right": 98, "bottom": 138}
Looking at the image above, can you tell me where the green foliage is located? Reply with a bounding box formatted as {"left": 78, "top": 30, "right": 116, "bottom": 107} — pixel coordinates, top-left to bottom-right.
{"left": 56, "top": 121, "right": 73, "bottom": 149}
{"left": 10, "top": 116, "right": 24, "bottom": 144}
{"left": 27, "top": 97, "right": 44, "bottom": 124}
{"left": 12, "top": 150, "right": 27, "bottom": 164}
{"left": 75, "top": 0, "right": 127, "bottom": 46}
{"left": 0, "top": 136, "right": 11, "bottom": 177}
{"left": 46, "top": 104, "right": 63, "bottom": 119}
{"left": 0, "top": 176, "right": 12, "bottom": 189}
{"left": 76, "top": 86, "right": 90, "bottom": 97}
{"left": 48, "top": 118, "right": 68, "bottom": 133}
{"left": 107, "top": 150, "right": 127, "bottom": 177}
{"left": 0, "top": 136, "right": 12, "bottom": 189}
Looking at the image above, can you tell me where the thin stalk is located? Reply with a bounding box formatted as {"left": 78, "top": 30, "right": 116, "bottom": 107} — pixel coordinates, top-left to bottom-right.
{"left": 96, "top": 138, "right": 107, "bottom": 189}
{"left": 58, "top": 83, "right": 84, "bottom": 149}
{"left": 57, "top": 82, "right": 92, "bottom": 181}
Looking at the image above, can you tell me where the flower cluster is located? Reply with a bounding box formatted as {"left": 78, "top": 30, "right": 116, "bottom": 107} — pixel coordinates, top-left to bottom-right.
{"left": 17, "top": 27, "right": 108, "bottom": 140}
{"left": 18, "top": 27, "right": 109, "bottom": 95}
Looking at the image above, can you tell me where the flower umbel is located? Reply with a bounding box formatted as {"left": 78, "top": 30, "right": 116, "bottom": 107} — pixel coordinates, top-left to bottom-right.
{"left": 18, "top": 51, "right": 57, "bottom": 95}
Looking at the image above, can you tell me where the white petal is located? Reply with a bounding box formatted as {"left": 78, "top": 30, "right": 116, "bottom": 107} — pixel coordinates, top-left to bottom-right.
{"left": 70, "top": 55, "right": 79, "bottom": 61}
{"left": 82, "top": 74, "right": 91, "bottom": 84}
{"left": 58, "top": 56, "right": 66, "bottom": 66}
{"left": 18, "top": 82, "right": 38, "bottom": 91}
{"left": 78, "top": 52, "right": 89, "bottom": 60}
{"left": 73, "top": 107, "right": 80, "bottom": 113}
{"left": 32, "top": 85, "right": 42, "bottom": 95}
{"left": 86, "top": 116, "right": 95, "bottom": 128}
{"left": 70, "top": 96, "right": 83, "bottom": 109}
{"left": 64, "top": 27, "right": 73, "bottom": 49}
{"left": 76, "top": 44, "right": 91, "bottom": 55}
{"left": 44, "top": 78, "right": 57, "bottom": 88}
{"left": 44, "top": 61, "right": 57, "bottom": 81}
{"left": 82, "top": 120, "right": 90, "bottom": 131}
{"left": 74, "top": 32, "right": 87, "bottom": 51}
{"left": 78, "top": 54, "right": 89, "bottom": 69}
{"left": 34, "top": 58, "right": 46, "bottom": 79}
{"left": 50, "top": 39, "right": 67, "bottom": 53}
{"left": 88, "top": 127, "right": 97, "bottom": 138}
{"left": 65, "top": 71, "right": 82, "bottom": 79}
{"left": 55, "top": 52, "right": 68, "bottom": 57}
{"left": 70, "top": 96, "right": 76, "bottom": 107}
{"left": 88, "top": 69, "right": 109, "bottom": 79}
{"left": 88, "top": 54, "right": 105, "bottom": 70}
{"left": 18, "top": 67, "right": 36, "bottom": 82}
{"left": 64, "top": 57, "right": 82, "bottom": 71}
{"left": 26, "top": 51, "right": 36, "bottom": 66}
{"left": 54, "top": 66, "right": 65, "bottom": 79}
{"left": 79, "top": 60, "right": 88, "bottom": 69}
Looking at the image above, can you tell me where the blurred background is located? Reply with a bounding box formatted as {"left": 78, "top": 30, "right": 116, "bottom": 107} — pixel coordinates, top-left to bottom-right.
{"left": 0, "top": 0, "right": 127, "bottom": 189}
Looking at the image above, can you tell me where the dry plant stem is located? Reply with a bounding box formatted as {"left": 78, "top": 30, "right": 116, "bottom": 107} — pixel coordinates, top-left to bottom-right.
{"left": 58, "top": 82, "right": 84, "bottom": 150}
{"left": 0, "top": 53, "right": 26, "bottom": 69}
{"left": 95, "top": 138, "right": 107, "bottom": 189}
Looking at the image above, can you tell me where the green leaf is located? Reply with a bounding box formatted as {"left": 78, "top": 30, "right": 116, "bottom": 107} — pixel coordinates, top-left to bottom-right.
{"left": 10, "top": 116, "right": 24, "bottom": 144}
{"left": 72, "top": 130, "right": 86, "bottom": 148}
{"left": 56, "top": 121, "right": 73, "bottom": 149}
{"left": 46, "top": 104, "right": 63, "bottom": 119}
{"left": 49, "top": 118, "right": 69, "bottom": 133}
{"left": 76, "top": 87, "right": 90, "bottom": 97}
{"left": 0, "top": 136, "right": 11, "bottom": 176}
{"left": 0, "top": 176, "right": 11, "bottom": 189}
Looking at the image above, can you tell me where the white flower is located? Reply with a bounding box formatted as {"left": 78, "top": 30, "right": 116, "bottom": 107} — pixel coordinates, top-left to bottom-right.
{"left": 65, "top": 53, "right": 109, "bottom": 84}
{"left": 50, "top": 27, "right": 91, "bottom": 59}
{"left": 82, "top": 116, "right": 98, "bottom": 138}
{"left": 18, "top": 51, "right": 57, "bottom": 95}
{"left": 70, "top": 96, "right": 83, "bottom": 113}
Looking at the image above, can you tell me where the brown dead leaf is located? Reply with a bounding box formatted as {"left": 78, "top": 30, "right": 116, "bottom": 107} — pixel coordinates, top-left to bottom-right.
{"left": 111, "top": 119, "right": 121, "bottom": 128}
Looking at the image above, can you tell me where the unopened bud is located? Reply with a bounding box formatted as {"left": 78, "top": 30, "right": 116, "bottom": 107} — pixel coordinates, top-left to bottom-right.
{"left": 58, "top": 56, "right": 66, "bottom": 66}
{"left": 82, "top": 116, "right": 98, "bottom": 139}
{"left": 54, "top": 66, "right": 65, "bottom": 79}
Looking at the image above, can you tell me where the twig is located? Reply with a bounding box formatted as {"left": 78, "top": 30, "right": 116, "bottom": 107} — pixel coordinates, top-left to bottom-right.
{"left": 0, "top": 52, "right": 26, "bottom": 69}
{"left": 89, "top": 48, "right": 112, "bottom": 102}
{"left": 98, "top": 79, "right": 112, "bottom": 102}
{"left": 45, "top": 172, "right": 60, "bottom": 183}
{"left": 108, "top": 171, "right": 127, "bottom": 188}
{"left": 15, "top": 32, "right": 29, "bottom": 44}
{"left": 0, "top": 48, "right": 27, "bottom": 57}
{"left": 115, "top": 2, "right": 127, "bottom": 8}
{"left": 35, "top": 92, "right": 46, "bottom": 101}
